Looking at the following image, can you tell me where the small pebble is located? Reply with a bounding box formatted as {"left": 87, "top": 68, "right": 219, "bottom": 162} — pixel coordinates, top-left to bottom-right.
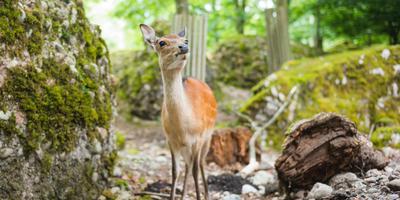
{"left": 241, "top": 184, "right": 258, "bottom": 194}
{"left": 307, "top": 182, "right": 333, "bottom": 199}
{"left": 387, "top": 179, "right": 400, "bottom": 191}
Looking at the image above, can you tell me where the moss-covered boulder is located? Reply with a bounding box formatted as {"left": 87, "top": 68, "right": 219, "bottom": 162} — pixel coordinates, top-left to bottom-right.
{"left": 210, "top": 36, "right": 269, "bottom": 88}
{"left": 0, "top": 0, "right": 116, "bottom": 199}
{"left": 111, "top": 50, "right": 161, "bottom": 120}
{"left": 241, "top": 45, "right": 400, "bottom": 149}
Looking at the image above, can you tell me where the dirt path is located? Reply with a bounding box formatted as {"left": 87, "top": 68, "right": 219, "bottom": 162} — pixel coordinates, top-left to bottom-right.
{"left": 105, "top": 115, "right": 283, "bottom": 200}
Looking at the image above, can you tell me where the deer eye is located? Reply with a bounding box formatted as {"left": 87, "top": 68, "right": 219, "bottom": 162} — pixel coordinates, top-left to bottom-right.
{"left": 159, "top": 41, "right": 166, "bottom": 47}
{"left": 184, "top": 40, "right": 189, "bottom": 44}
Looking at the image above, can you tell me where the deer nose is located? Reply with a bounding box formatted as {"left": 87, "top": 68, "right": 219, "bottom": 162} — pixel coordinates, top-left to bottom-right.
{"left": 178, "top": 44, "right": 189, "bottom": 54}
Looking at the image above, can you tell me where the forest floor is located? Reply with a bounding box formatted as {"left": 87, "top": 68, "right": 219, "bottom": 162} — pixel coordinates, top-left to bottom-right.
{"left": 100, "top": 84, "right": 400, "bottom": 200}
{"left": 106, "top": 117, "right": 282, "bottom": 200}
{"left": 103, "top": 117, "right": 400, "bottom": 200}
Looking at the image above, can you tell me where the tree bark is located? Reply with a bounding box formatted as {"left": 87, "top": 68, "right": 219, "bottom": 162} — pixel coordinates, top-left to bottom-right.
{"left": 175, "top": 0, "right": 189, "bottom": 14}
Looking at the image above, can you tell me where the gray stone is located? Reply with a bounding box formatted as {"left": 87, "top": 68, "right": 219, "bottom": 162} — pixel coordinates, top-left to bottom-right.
{"left": 365, "top": 177, "right": 378, "bottom": 183}
{"left": 241, "top": 184, "right": 258, "bottom": 194}
{"left": 366, "top": 169, "right": 382, "bottom": 177}
{"left": 307, "top": 182, "right": 333, "bottom": 199}
{"left": 117, "top": 190, "right": 132, "bottom": 200}
{"left": 367, "top": 187, "right": 379, "bottom": 193}
{"left": 387, "top": 179, "right": 400, "bottom": 191}
{"left": 293, "top": 190, "right": 306, "bottom": 199}
{"left": 113, "top": 167, "right": 122, "bottom": 177}
{"left": 387, "top": 194, "right": 399, "bottom": 200}
{"left": 329, "top": 172, "right": 362, "bottom": 190}
{"left": 0, "top": 148, "right": 13, "bottom": 159}
{"left": 222, "top": 194, "right": 241, "bottom": 200}
{"left": 385, "top": 166, "right": 394, "bottom": 174}
{"left": 251, "top": 170, "right": 275, "bottom": 186}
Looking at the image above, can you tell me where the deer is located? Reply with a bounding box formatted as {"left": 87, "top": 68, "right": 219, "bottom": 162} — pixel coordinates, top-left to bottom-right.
{"left": 139, "top": 24, "right": 217, "bottom": 200}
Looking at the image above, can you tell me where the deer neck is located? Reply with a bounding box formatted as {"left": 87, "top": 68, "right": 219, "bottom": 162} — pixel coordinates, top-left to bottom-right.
{"left": 161, "top": 69, "right": 190, "bottom": 117}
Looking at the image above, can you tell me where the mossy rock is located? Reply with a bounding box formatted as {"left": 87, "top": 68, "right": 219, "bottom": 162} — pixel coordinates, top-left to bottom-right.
{"left": 0, "top": 0, "right": 116, "bottom": 199}
{"left": 209, "top": 35, "right": 269, "bottom": 88}
{"left": 111, "top": 50, "right": 162, "bottom": 120}
{"left": 371, "top": 126, "right": 400, "bottom": 149}
{"left": 241, "top": 45, "right": 400, "bottom": 149}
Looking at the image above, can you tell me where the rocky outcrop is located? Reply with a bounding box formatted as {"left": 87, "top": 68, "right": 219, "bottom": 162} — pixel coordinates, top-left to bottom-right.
{"left": 241, "top": 46, "right": 400, "bottom": 149}
{"left": 209, "top": 36, "right": 269, "bottom": 88}
{"left": 0, "top": 0, "right": 116, "bottom": 199}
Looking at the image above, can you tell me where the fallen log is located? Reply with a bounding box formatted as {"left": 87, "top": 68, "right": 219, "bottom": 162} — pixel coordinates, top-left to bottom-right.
{"left": 275, "top": 113, "right": 388, "bottom": 192}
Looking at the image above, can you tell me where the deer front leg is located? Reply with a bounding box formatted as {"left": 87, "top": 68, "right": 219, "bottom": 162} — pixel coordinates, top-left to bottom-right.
{"left": 181, "top": 164, "right": 189, "bottom": 200}
{"left": 170, "top": 148, "right": 179, "bottom": 200}
{"left": 192, "top": 151, "right": 201, "bottom": 200}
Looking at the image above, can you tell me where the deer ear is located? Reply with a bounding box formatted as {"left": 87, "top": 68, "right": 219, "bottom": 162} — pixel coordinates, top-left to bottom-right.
{"left": 178, "top": 27, "right": 186, "bottom": 37}
{"left": 139, "top": 24, "right": 157, "bottom": 46}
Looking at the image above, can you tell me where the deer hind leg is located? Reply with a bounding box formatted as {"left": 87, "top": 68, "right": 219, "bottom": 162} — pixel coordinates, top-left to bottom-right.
{"left": 170, "top": 147, "right": 180, "bottom": 200}
{"left": 200, "top": 138, "right": 211, "bottom": 200}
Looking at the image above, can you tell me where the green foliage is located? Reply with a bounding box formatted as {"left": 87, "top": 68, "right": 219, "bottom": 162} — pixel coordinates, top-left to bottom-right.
{"left": 290, "top": 0, "right": 400, "bottom": 50}
{"left": 241, "top": 45, "right": 400, "bottom": 149}
{"left": 107, "top": 0, "right": 267, "bottom": 49}
{"left": 371, "top": 127, "right": 400, "bottom": 149}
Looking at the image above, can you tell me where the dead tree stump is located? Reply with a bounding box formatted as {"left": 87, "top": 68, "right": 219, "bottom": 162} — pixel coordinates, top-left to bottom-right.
{"left": 275, "top": 113, "right": 388, "bottom": 192}
{"left": 206, "top": 127, "right": 261, "bottom": 168}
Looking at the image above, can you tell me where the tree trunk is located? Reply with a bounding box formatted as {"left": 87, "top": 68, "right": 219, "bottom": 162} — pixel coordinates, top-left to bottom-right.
{"left": 314, "top": 0, "right": 323, "bottom": 55}
{"left": 234, "top": 0, "right": 246, "bottom": 34}
{"left": 175, "top": 0, "right": 189, "bottom": 14}
{"left": 389, "top": 31, "right": 399, "bottom": 45}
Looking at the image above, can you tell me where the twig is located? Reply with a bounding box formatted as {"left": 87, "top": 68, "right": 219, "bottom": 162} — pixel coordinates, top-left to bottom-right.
{"left": 239, "top": 85, "right": 299, "bottom": 176}
{"left": 368, "top": 123, "right": 375, "bottom": 139}
{"left": 134, "top": 191, "right": 176, "bottom": 199}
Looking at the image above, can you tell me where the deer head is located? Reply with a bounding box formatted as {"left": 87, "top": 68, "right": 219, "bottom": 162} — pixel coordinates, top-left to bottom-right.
{"left": 140, "top": 24, "right": 189, "bottom": 72}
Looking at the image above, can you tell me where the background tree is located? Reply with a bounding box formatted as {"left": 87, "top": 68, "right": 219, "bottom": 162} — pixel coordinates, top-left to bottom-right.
{"left": 176, "top": 0, "right": 189, "bottom": 14}
{"left": 234, "top": 0, "right": 247, "bottom": 34}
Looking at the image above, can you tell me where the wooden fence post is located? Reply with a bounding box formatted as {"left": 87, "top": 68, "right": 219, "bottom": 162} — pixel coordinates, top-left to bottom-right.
{"left": 172, "top": 14, "right": 208, "bottom": 81}
{"left": 265, "top": 0, "right": 291, "bottom": 73}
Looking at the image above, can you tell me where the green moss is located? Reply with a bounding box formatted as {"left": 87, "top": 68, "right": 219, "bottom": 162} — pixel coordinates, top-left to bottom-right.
{"left": 0, "top": 0, "right": 44, "bottom": 56}
{"left": 41, "top": 152, "right": 54, "bottom": 173}
{"left": 241, "top": 45, "right": 400, "bottom": 149}
{"left": 115, "top": 131, "right": 126, "bottom": 150}
{"left": 1, "top": 59, "right": 111, "bottom": 153}
{"left": 103, "top": 151, "right": 118, "bottom": 174}
{"left": 371, "top": 126, "right": 400, "bottom": 149}
{"left": 0, "top": 0, "right": 113, "bottom": 155}
{"left": 114, "top": 179, "right": 129, "bottom": 189}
